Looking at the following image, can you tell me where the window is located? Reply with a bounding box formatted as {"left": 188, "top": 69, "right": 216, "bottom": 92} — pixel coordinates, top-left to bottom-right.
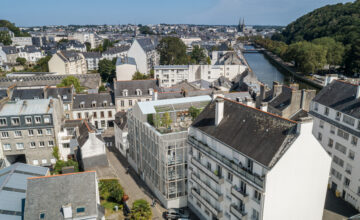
{"left": 101, "top": 120, "right": 106, "bottom": 127}
{"left": 136, "top": 89, "right": 142, "bottom": 96}
{"left": 103, "top": 101, "right": 107, "bottom": 107}
{"left": 28, "top": 130, "right": 34, "bottom": 136}
{"left": 337, "top": 129, "right": 349, "bottom": 140}
{"left": 41, "top": 159, "right": 47, "bottom": 164}
{"left": 48, "top": 141, "right": 54, "bottom": 147}
{"left": 345, "top": 164, "right": 352, "bottom": 175}
{"left": 25, "top": 116, "right": 32, "bottom": 124}
{"left": 121, "top": 100, "right": 124, "bottom": 107}
{"left": 324, "top": 107, "right": 329, "bottom": 116}
{"left": 348, "top": 150, "right": 355, "bottom": 160}
{"left": 129, "top": 100, "right": 133, "bottom": 106}
{"left": 254, "top": 190, "right": 261, "bottom": 203}
{"left": 318, "top": 132, "right": 322, "bottom": 141}
{"left": 37, "top": 129, "right": 43, "bottom": 135}
{"left": 319, "top": 120, "right": 324, "bottom": 128}
{"left": 335, "top": 142, "right": 347, "bottom": 154}
{"left": 16, "top": 143, "right": 24, "bottom": 150}
{"left": 100, "top": 111, "right": 105, "bottom": 118}
{"left": 46, "top": 129, "right": 52, "bottom": 135}
{"left": 91, "top": 101, "right": 96, "bottom": 107}
{"left": 252, "top": 209, "right": 260, "bottom": 220}
{"left": 30, "top": 142, "right": 36, "bottom": 148}
{"left": 331, "top": 168, "right": 342, "bottom": 180}
{"left": 0, "top": 118, "right": 7, "bottom": 126}
{"left": 122, "top": 90, "right": 128, "bottom": 96}
{"left": 336, "top": 112, "right": 341, "bottom": 121}
{"left": 14, "top": 130, "right": 22, "bottom": 137}
{"left": 43, "top": 116, "right": 50, "bottom": 124}
{"left": 35, "top": 116, "right": 41, "bottom": 124}
{"left": 80, "top": 101, "right": 85, "bottom": 108}
{"left": 207, "top": 162, "right": 211, "bottom": 170}
{"left": 343, "top": 115, "right": 355, "bottom": 126}
{"left": 50, "top": 158, "right": 56, "bottom": 164}
{"left": 11, "top": 117, "right": 20, "bottom": 125}
{"left": 227, "top": 172, "right": 233, "bottom": 182}
{"left": 39, "top": 141, "right": 45, "bottom": 147}
{"left": 33, "top": 160, "right": 39, "bottom": 166}
{"left": 333, "top": 155, "right": 344, "bottom": 167}
{"left": 344, "top": 177, "right": 350, "bottom": 187}
{"left": 77, "top": 113, "right": 82, "bottom": 119}
{"left": 1, "top": 131, "right": 9, "bottom": 138}
{"left": 351, "top": 136, "right": 358, "bottom": 146}
{"left": 330, "top": 125, "right": 336, "bottom": 134}
{"left": 328, "top": 138, "right": 333, "bottom": 147}
{"left": 85, "top": 112, "right": 89, "bottom": 118}
{"left": 108, "top": 111, "right": 112, "bottom": 117}
{"left": 314, "top": 102, "right": 319, "bottom": 111}
{"left": 93, "top": 112, "right": 97, "bottom": 118}
{"left": 76, "top": 207, "right": 85, "bottom": 213}
{"left": 3, "top": 144, "right": 11, "bottom": 151}
{"left": 63, "top": 143, "right": 70, "bottom": 148}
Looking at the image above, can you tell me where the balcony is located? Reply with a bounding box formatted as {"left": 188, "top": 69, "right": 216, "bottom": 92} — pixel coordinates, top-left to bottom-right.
{"left": 191, "top": 188, "right": 223, "bottom": 219}
{"left": 230, "top": 204, "right": 247, "bottom": 220}
{"left": 191, "top": 157, "right": 224, "bottom": 184}
{"left": 191, "top": 172, "right": 223, "bottom": 201}
{"left": 231, "top": 186, "right": 249, "bottom": 203}
{"left": 188, "top": 136, "right": 264, "bottom": 188}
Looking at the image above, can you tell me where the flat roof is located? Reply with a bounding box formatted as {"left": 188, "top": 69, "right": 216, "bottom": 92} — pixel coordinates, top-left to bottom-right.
{"left": 138, "top": 95, "right": 211, "bottom": 114}
{"left": 154, "top": 65, "right": 189, "bottom": 69}
{"left": 0, "top": 99, "right": 54, "bottom": 116}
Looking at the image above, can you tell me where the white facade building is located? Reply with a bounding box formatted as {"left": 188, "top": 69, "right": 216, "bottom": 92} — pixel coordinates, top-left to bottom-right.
{"left": 48, "top": 51, "right": 87, "bottom": 75}
{"left": 127, "top": 38, "right": 159, "bottom": 74}
{"left": 11, "top": 37, "right": 32, "bottom": 46}
{"left": 115, "top": 57, "right": 137, "bottom": 81}
{"left": 114, "top": 112, "right": 128, "bottom": 157}
{"left": 188, "top": 98, "right": 331, "bottom": 220}
{"left": 310, "top": 80, "right": 360, "bottom": 210}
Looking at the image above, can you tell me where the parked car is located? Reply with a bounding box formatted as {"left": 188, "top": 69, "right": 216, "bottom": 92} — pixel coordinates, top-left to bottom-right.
{"left": 164, "top": 208, "right": 190, "bottom": 219}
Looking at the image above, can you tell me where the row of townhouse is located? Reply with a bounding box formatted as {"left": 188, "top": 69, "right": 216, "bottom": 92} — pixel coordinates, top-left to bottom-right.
{"left": 0, "top": 45, "right": 44, "bottom": 65}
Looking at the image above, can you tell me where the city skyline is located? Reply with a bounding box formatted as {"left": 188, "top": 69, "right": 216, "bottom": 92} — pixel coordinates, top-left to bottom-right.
{"left": 0, "top": 0, "right": 354, "bottom": 27}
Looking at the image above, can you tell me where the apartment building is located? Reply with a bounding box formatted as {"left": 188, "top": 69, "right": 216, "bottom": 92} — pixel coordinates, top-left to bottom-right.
{"left": 115, "top": 57, "right": 137, "bottom": 81}
{"left": 72, "top": 93, "right": 116, "bottom": 129}
{"left": 0, "top": 99, "right": 63, "bottom": 166}
{"left": 48, "top": 51, "right": 87, "bottom": 75}
{"left": 102, "top": 45, "right": 129, "bottom": 60}
{"left": 114, "top": 79, "right": 159, "bottom": 112}
{"left": 17, "top": 45, "right": 44, "bottom": 63}
{"left": 127, "top": 96, "right": 212, "bottom": 208}
{"left": 127, "top": 38, "right": 159, "bottom": 74}
{"left": 11, "top": 37, "right": 32, "bottom": 46}
{"left": 187, "top": 97, "right": 331, "bottom": 220}
{"left": 83, "top": 52, "right": 102, "bottom": 71}
{"left": 310, "top": 80, "right": 360, "bottom": 210}
{"left": 114, "top": 111, "right": 128, "bottom": 157}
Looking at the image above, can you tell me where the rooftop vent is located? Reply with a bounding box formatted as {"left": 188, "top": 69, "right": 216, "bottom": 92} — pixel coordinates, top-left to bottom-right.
{"left": 62, "top": 204, "right": 72, "bottom": 219}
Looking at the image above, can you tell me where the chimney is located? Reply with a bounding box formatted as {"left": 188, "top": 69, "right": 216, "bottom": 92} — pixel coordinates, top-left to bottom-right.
{"left": 289, "top": 83, "right": 299, "bottom": 91}
{"left": 324, "top": 74, "right": 338, "bottom": 86}
{"left": 215, "top": 98, "right": 224, "bottom": 126}
{"left": 273, "top": 84, "right": 282, "bottom": 97}
{"left": 300, "top": 89, "right": 306, "bottom": 109}
{"left": 153, "top": 90, "right": 158, "bottom": 101}
{"left": 260, "top": 102, "right": 268, "bottom": 112}
{"left": 356, "top": 84, "right": 360, "bottom": 99}
{"left": 62, "top": 204, "right": 72, "bottom": 219}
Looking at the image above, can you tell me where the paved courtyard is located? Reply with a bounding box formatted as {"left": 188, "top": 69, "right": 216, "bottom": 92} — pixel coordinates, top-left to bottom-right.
{"left": 95, "top": 146, "right": 166, "bottom": 219}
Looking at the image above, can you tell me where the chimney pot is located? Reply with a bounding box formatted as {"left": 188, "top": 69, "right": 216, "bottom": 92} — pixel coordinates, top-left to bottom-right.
{"left": 215, "top": 98, "right": 224, "bottom": 126}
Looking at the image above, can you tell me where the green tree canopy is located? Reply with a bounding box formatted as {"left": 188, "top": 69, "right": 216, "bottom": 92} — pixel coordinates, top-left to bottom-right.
{"left": 0, "top": 20, "right": 30, "bottom": 37}
{"left": 53, "top": 159, "right": 79, "bottom": 174}
{"left": 33, "top": 55, "right": 52, "bottom": 72}
{"left": 132, "top": 71, "right": 151, "bottom": 80}
{"left": 190, "top": 45, "right": 207, "bottom": 64}
{"left": 157, "top": 36, "right": 188, "bottom": 65}
{"left": 16, "top": 57, "right": 26, "bottom": 65}
{"left": 345, "top": 39, "right": 360, "bottom": 74}
{"left": 98, "top": 58, "right": 116, "bottom": 83}
{"left": 130, "top": 199, "right": 152, "bottom": 220}
{"left": 57, "top": 76, "right": 83, "bottom": 93}
{"left": 139, "top": 25, "right": 154, "bottom": 35}
{"left": 312, "top": 37, "right": 345, "bottom": 67}
{"left": 0, "top": 31, "right": 12, "bottom": 45}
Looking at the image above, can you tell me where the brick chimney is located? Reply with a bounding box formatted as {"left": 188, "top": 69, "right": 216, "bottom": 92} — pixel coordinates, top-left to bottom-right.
{"left": 215, "top": 98, "right": 224, "bottom": 126}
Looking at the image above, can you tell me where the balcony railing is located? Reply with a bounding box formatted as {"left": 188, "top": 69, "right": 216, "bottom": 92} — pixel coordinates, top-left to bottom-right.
{"left": 231, "top": 186, "right": 249, "bottom": 203}
{"left": 188, "top": 136, "right": 264, "bottom": 188}
{"left": 191, "top": 157, "right": 224, "bottom": 184}
{"left": 191, "top": 172, "right": 223, "bottom": 201}
{"left": 230, "top": 204, "right": 248, "bottom": 220}
{"left": 191, "top": 188, "right": 223, "bottom": 219}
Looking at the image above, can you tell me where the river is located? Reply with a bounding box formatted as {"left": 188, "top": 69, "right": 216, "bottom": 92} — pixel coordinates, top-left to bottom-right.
{"left": 243, "top": 45, "right": 317, "bottom": 90}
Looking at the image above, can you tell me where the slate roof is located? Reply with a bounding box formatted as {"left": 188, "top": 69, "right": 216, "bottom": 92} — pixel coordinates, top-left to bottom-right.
{"left": 102, "top": 45, "right": 130, "bottom": 55}
{"left": 83, "top": 52, "right": 102, "bottom": 59}
{"left": 11, "top": 86, "right": 73, "bottom": 102}
{"left": 0, "top": 163, "right": 48, "bottom": 220}
{"left": 192, "top": 98, "right": 298, "bottom": 167}
{"left": 1, "top": 46, "right": 17, "bottom": 54}
{"left": 313, "top": 80, "right": 360, "bottom": 118}
{"left": 114, "top": 79, "right": 159, "bottom": 97}
{"left": 24, "top": 171, "right": 102, "bottom": 220}
{"left": 77, "top": 121, "right": 103, "bottom": 147}
{"left": 73, "top": 92, "right": 114, "bottom": 110}
{"left": 0, "top": 99, "right": 54, "bottom": 116}
{"left": 267, "top": 86, "right": 293, "bottom": 111}
{"left": 57, "top": 51, "right": 83, "bottom": 62}
{"left": 136, "top": 38, "right": 156, "bottom": 52}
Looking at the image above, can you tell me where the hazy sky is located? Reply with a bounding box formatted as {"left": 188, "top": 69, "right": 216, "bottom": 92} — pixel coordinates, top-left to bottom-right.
{"left": 0, "top": 0, "right": 354, "bottom": 26}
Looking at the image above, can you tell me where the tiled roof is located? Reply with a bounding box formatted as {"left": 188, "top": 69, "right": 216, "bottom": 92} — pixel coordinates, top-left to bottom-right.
{"left": 114, "top": 79, "right": 159, "bottom": 97}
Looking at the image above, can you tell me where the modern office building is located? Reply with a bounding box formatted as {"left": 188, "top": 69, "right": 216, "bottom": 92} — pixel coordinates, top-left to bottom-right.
{"left": 187, "top": 97, "right": 331, "bottom": 220}
{"left": 127, "top": 96, "right": 212, "bottom": 208}
{"left": 310, "top": 80, "right": 360, "bottom": 210}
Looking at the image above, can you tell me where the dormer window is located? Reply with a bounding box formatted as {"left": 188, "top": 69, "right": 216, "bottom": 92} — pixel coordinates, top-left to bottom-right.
{"left": 91, "top": 101, "right": 96, "bottom": 108}
{"left": 103, "top": 101, "right": 107, "bottom": 107}
{"left": 148, "top": 88, "right": 154, "bottom": 95}
{"left": 80, "top": 101, "right": 85, "bottom": 108}
{"left": 63, "top": 95, "right": 68, "bottom": 99}
{"left": 122, "top": 89, "right": 128, "bottom": 97}
{"left": 136, "top": 89, "right": 142, "bottom": 96}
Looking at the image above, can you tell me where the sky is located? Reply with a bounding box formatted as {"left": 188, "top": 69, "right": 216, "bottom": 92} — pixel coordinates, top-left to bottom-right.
{"left": 0, "top": 0, "right": 354, "bottom": 27}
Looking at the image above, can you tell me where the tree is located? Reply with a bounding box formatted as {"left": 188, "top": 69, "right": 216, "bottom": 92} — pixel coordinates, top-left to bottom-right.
{"left": 57, "top": 76, "right": 83, "bottom": 93}
{"left": 190, "top": 45, "right": 207, "bottom": 64}
{"left": 130, "top": 199, "right": 152, "bottom": 220}
{"left": 189, "top": 106, "right": 202, "bottom": 120}
{"left": 0, "top": 20, "right": 30, "bottom": 37}
{"left": 52, "top": 146, "right": 60, "bottom": 160}
{"left": 53, "top": 159, "right": 79, "bottom": 174}
{"left": 0, "top": 31, "right": 12, "bottom": 45}
{"left": 132, "top": 71, "right": 150, "bottom": 80}
{"left": 33, "top": 55, "right": 52, "bottom": 72}
{"left": 161, "top": 112, "right": 172, "bottom": 128}
{"left": 98, "top": 59, "right": 115, "bottom": 83}
{"left": 102, "top": 39, "right": 114, "bottom": 51}
{"left": 312, "top": 37, "right": 345, "bottom": 67}
{"left": 16, "top": 57, "right": 26, "bottom": 65}
{"left": 58, "top": 38, "right": 69, "bottom": 43}
{"left": 98, "top": 85, "right": 106, "bottom": 92}
{"left": 85, "top": 42, "right": 91, "bottom": 52}
{"left": 345, "top": 39, "right": 360, "bottom": 74}
{"left": 139, "top": 25, "right": 154, "bottom": 35}
{"left": 157, "top": 37, "right": 188, "bottom": 65}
